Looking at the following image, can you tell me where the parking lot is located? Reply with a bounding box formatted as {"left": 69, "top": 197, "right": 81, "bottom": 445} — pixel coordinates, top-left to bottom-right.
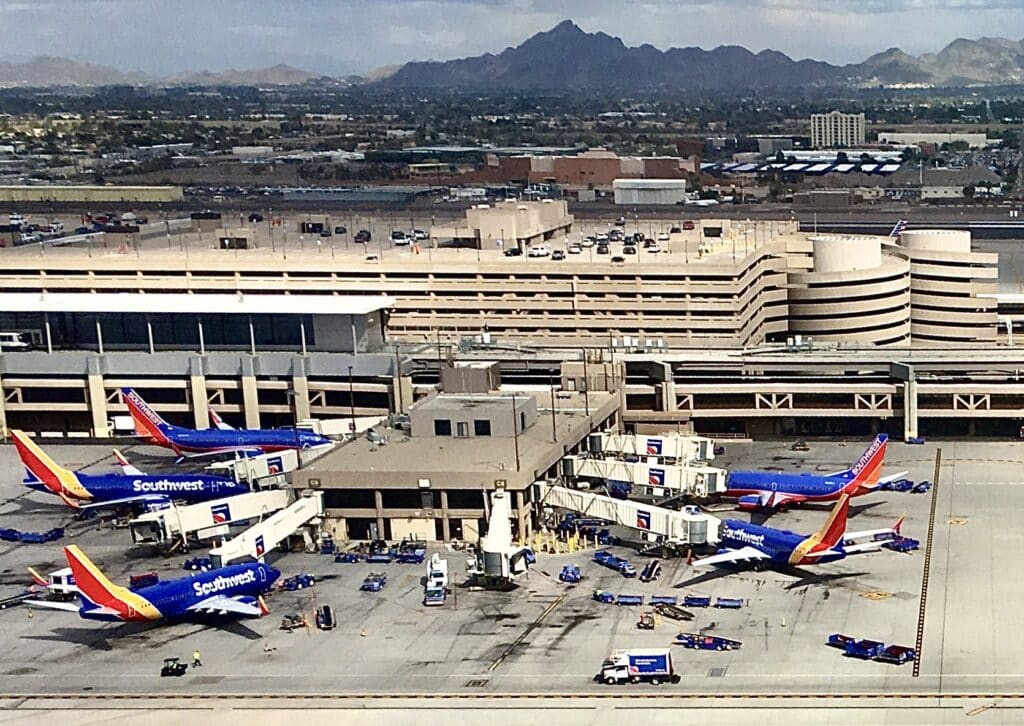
{"left": 0, "top": 438, "right": 1020, "bottom": 698}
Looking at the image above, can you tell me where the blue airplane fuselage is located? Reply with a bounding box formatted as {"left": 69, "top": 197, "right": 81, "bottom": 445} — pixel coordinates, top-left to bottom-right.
{"left": 719, "top": 519, "right": 847, "bottom": 566}
{"left": 725, "top": 471, "right": 853, "bottom": 501}
{"left": 78, "top": 562, "right": 280, "bottom": 621}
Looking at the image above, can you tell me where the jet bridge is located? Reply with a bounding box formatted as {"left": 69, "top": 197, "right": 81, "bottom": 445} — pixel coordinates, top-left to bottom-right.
{"left": 587, "top": 432, "right": 717, "bottom": 462}
{"left": 128, "top": 489, "right": 291, "bottom": 546}
{"left": 208, "top": 491, "right": 324, "bottom": 568}
{"left": 539, "top": 483, "right": 720, "bottom": 546}
{"left": 561, "top": 456, "right": 727, "bottom": 498}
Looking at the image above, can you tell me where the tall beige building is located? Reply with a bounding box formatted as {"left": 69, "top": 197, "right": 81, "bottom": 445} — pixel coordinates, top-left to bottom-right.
{"left": 810, "top": 111, "right": 866, "bottom": 149}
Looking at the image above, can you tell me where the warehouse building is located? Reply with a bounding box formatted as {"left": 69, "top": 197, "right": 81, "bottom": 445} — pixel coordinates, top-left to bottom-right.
{"left": 612, "top": 179, "right": 688, "bottom": 205}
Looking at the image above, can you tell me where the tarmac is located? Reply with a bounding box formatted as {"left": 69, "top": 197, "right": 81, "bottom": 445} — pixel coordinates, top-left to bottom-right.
{"left": 0, "top": 437, "right": 1022, "bottom": 721}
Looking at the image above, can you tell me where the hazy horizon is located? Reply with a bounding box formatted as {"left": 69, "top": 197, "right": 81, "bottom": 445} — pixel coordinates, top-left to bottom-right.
{"left": 1, "top": 0, "right": 1023, "bottom": 76}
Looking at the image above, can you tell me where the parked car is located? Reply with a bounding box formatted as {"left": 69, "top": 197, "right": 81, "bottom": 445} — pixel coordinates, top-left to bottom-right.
{"left": 567, "top": 243, "right": 582, "bottom": 254}
{"left": 391, "top": 230, "right": 410, "bottom": 246}
{"left": 319, "top": 229, "right": 332, "bottom": 237}
{"left": 647, "top": 243, "right": 661, "bottom": 253}
{"left": 355, "top": 229, "right": 371, "bottom": 243}
{"left": 669, "top": 226, "right": 681, "bottom": 234}
{"left": 412, "top": 229, "right": 428, "bottom": 240}
{"left": 551, "top": 250, "right": 566, "bottom": 261}
{"left": 504, "top": 247, "right": 523, "bottom": 257}
{"left": 248, "top": 213, "right": 264, "bottom": 223}
{"left": 657, "top": 232, "right": 669, "bottom": 241}
{"left": 527, "top": 244, "right": 551, "bottom": 257}
{"left": 596, "top": 244, "right": 610, "bottom": 255}
{"left": 683, "top": 220, "right": 695, "bottom": 230}
{"left": 611, "top": 255, "right": 626, "bottom": 263}
{"left": 622, "top": 245, "right": 636, "bottom": 255}
{"left": 334, "top": 225, "right": 348, "bottom": 235}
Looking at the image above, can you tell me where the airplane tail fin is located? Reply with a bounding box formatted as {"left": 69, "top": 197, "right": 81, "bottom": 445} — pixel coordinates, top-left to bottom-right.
{"left": 121, "top": 388, "right": 173, "bottom": 444}
{"left": 812, "top": 494, "right": 851, "bottom": 550}
{"left": 889, "top": 219, "right": 907, "bottom": 238}
{"left": 209, "top": 408, "right": 234, "bottom": 430}
{"left": 63, "top": 545, "right": 160, "bottom": 619}
{"left": 11, "top": 430, "right": 89, "bottom": 502}
{"left": 64, "top": 545, "right": 125, "bottom": 611}
{"left": 845, "top": 434, "right": 888, "bottom": 487}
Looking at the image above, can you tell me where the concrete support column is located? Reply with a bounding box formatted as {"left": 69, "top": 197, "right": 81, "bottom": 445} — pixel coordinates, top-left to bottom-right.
{"left": 241, "top": 356, "right": 260, "bottom": 429}
{"left": 186, "top": 356, "right": 209, "bottom": 429}
{"left": 86, "top": 357, "right": 108, "bottom": 437}
{"left": 514, "top": 489, "right": 530, "bottom": 543}
{"left": 657, "top": 362, "right": 676, "bottom": 412}
{"left": 0, "top": 374, "right": 8, "bottom": 438}
{"left": 392, "top": 375, "right": 413, "bottom": 414}
{"left": 904, "top": 380, "right": 918, "bottom": 442}
{"left": 374, "top": 490, "right": 385, "bottom": 540}
{"left": 440, "top": 490, "right": 451, "bottom": 541}
{"left": 291, "top": 357, "right": 312, "bottom": 422}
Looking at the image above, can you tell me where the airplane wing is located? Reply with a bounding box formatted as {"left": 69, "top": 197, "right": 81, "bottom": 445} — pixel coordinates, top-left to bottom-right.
{"left": 763, "top": 491, "right": 807, "bottom": 509}
{"left": 692, "top": 546, "right": 771, "bottom": 568}
{"left": 24, "top": 600, "right": 122, "bottom": 619}
{"left": 879, "top": 471, "right": 909, "bottom": 484}
{"left": 840, "top": 541, "right": 886, "bottom": 555}
{"left": 74, "top": 494, "right": 172, "bottom": 511}
{"left": 844, "top": 516, "right": 905, "bottom": 545}
{"left": 112, "top": 449, "right": 145, "bottom": 476}
{"left": 23, "top": 599, "right": 82, "bottom": 612}
{"left": 187, "top": 595, "right": 263, "bottom": 617}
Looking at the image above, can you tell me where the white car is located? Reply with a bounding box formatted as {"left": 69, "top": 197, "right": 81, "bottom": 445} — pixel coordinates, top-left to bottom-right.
{"left": 657, "top": 232, "right": 669, "bottom": 242}
{"left": 527, "top": 245, "right": 551, "bottom": 257}
{"left": 596, "top": 233, "right": 609, "bottom": 242}
{"left": 568, "top": 244, "right": 582, "bottom": 254}
{"left": 647, "top": 243, "right": 661, "bottom": 253}
{"left": 581, "top": 237, "right": 595, "bottom": 248}
{"left": 391, "top": 231, "right": 411, "bottom": 246}
{"left": 412, "top": 229, "right": 428, "bottom": 240}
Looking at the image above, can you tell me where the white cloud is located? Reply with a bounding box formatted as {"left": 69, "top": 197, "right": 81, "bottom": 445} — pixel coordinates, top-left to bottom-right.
{"left": 0, "top": 0, "right": 1023, "bottom": 74}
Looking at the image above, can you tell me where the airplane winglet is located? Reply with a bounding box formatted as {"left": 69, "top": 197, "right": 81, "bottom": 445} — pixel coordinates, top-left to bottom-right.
{"left": 258, "top": 595, "right": 269, "bottom": 616}
{"left": 28, "top": 567, "right": 47, "bottom": 588}
{"left": 112, "top": 449, "right": 145, "bottom": 476}
{"left": 893, "top": 515, "right": 905, "bottom": 536}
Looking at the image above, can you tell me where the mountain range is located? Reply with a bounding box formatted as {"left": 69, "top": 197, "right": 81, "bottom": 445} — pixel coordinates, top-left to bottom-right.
{"left": 2, "top": 23, "right": 1024, "bottom": 91}
{"left": 0, "top": 56, "right": 324, "bottom": 88}
{"left": 383, "top": 21, "right": 1024, "bottom": 92}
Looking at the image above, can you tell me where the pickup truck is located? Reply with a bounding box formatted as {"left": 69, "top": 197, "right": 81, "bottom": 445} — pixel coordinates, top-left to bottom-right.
{"left": 559, "top": 565, "right": 581, "bottom": 583}
{"left": 423, "top": 586, "right": 446, "bottom": 607}
{"left": 360, "top": 572, "right": 387, "bottom": 592}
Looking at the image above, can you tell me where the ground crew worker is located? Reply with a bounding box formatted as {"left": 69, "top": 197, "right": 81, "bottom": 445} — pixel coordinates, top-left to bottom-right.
{"left": 192, "top": 650, "right": 202, "bottom": 667}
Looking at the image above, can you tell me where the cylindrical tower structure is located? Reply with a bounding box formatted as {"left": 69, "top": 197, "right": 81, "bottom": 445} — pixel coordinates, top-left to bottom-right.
{"left": 898, "top": 229, "right": 997, "bottom": 343}
{"left": 788, "top": 235, "right": 911, "bottom": 346}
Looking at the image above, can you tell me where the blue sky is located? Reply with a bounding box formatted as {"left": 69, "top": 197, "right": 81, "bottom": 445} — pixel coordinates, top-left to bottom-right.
{"left": 1, "top": 0, "right": 1023, "bottom": 75}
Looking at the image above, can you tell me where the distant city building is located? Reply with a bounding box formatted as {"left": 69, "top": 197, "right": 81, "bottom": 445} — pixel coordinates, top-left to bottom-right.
{"left": 231, "top": 146, "right": 275, "bottom": 158}
{"left": 757, "top": 137, "right": 795, "bottom": 156}
{"left": 612, "top": 178, "right": 688, "bottom": 205}
{"left": 877, "top": 132, "right": 991, "bottom": 149}
{"left": 810, "top": 111, "right": 866, "bottom": 149}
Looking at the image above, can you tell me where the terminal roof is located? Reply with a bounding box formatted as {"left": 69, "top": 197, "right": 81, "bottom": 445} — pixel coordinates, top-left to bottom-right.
{"left": 0, "top": 292, "right": 395, "bottom": 316}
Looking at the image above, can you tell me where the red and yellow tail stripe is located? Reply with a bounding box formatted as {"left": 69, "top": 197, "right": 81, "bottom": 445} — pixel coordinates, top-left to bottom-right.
{"left": 788, "top": 494, "right": 850, "bottom": 565}
{"left": 64, "top": 545, "right": 162, "bottom": 621}
{"left": 11, "top": 430, "right": 92, "bottom": 501}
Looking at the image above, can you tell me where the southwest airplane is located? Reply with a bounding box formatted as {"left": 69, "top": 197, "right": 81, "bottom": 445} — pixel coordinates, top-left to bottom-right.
{"left": 13, "top": 429, "right": 247, "bottom": 510}
{"left": 122, "top": 387, "right": 332, "bottom": 456}
{"left": 28, "top": 545, "right": 278, "bottom": 621}
{"left": 724, "top": 434, "right": 907, "bottom": 511}
{"left": 694, "top": 493, "right": 904, "bottom": 570}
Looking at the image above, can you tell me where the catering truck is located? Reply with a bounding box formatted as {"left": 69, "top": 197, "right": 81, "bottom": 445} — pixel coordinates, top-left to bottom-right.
{"left": 598, "top": 648, "right": 678, "bottom": 685}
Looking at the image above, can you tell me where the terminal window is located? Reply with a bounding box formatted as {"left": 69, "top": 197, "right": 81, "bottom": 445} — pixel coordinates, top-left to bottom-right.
{"left": 434, "top": 419, "right": 452, "bottom": 436}
{"left": 474, "top": 419, "right": 492, "bottom": 436}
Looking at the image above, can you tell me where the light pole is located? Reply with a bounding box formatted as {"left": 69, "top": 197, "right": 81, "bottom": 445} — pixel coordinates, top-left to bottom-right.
{"left": 348, "top": 365, "right": 356, "bottom": 435}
